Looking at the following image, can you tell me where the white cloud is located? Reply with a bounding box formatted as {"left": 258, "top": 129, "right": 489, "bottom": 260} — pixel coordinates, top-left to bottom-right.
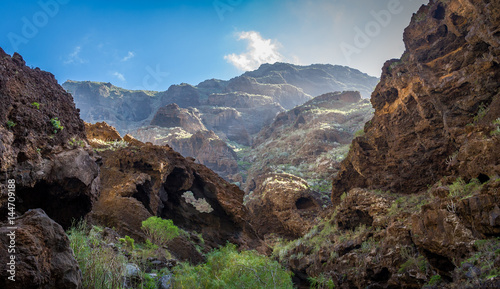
{"left": 224, "top": 31, "right": 284, "bottom": 71}
{"left": 112, "top": 72, "right": 126, "bottom": 82}
{"left": 121, "top": 51, "right": 135, "bottom": 62}
{"left": 64, "top": 46, "right": 87, "bottom": 65}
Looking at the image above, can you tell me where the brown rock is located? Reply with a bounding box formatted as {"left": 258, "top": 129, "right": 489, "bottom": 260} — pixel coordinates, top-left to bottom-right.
{"left": 0, "top": 209, "right": 82, "bottom": 289}
{"left": 87, "top": 126, "right": 260, "bottom": 249}
{"left": 0, "top": 49, "right": 100, "bottom": 228}
{"left": 332, "top": 0, "right": 500, "bottom": 201}
{"left": 150, "top": 103, "right": 206, "bottom": 133}
{"left": 245, "top": 173, "right": 326, "bottom": 238}
{"left": 84, "top": 121, "right": 121, "bottom": 141}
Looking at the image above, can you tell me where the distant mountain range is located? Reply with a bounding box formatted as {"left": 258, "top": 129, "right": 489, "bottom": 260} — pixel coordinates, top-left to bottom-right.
{"left": 63, "top": 62, "right": 379, "bottom": 136}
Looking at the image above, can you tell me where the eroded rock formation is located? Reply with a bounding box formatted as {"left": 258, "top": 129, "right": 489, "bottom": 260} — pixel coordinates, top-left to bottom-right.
{"left": 86, "top": 123, "right": 259, "bottom": 249}
{"left": 0, "top": 48, "right": 100, "bottom": 228}
{"left": 332, "top": 0, "right": 500, "bottom": 200}
{"left": 0, "top": 209, "right": 82, "bottom": 289}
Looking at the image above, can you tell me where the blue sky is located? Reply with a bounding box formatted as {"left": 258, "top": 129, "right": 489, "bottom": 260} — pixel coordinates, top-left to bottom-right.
{"left": 0, "top": 0, "right": 427, "bottom": 91}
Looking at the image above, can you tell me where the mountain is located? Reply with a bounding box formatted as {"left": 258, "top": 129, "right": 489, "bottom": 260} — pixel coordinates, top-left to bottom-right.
{"left": 63, "top": 63, "right": 379, "bottom": 139}
{"left": 276, "top": 1, "right": 500, "bottom": 288}
{"left": 241, "top": 91, "right": 373, "bottom": 194}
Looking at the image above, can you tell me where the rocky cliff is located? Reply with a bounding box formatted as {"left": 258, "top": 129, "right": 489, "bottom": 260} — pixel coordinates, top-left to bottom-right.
{"left": 85, "top": 124, "right": 260, "bottom": 250}
{"left": 273, "top": 1, "right": 500, "bottom": 288}
{"left": 243, "top": 91, "right": 373, "bottom": 194}
{"left": 0, "top": 49, "right": 100, "bottom": 229}
{"left": 332, "top": 0, "right": 500, "bottom": 200}
{"left": 63, "top": 63, "right": 379, "bottom": 143}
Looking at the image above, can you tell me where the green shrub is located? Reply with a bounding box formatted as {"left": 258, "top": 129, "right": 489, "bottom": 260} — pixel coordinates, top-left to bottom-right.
{"left": 67, "top": 221, "right": 126, "bottom": 289}
{"left": 354, "top": 129, "right": 365, "bottom": 137}
{"left": 427, "top": 274, "right": 442, "bottom": 286}
{"left": 50, "top": 117, "right": 64, "bottom": 133}
{"left": 141, "top": 216, "right": 179, "bottom": 246}
{"left": 449, "top": 178, "right": 482, "bottom": 199}
{"left": 119, "top": 235, "right": 135, "bottom": 250}
{"left": 173, "top": 243, "right": 293, "bottom": 288}
{"left": 6, "top": 120, "right": 16, "bottom": 129}
{"left": 31, "top": 102, "right": 40, "bottom": 109}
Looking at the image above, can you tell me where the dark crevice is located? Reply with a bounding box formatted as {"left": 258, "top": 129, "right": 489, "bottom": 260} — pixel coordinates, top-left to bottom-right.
{"left": 16, "top": 179, "right": 92, "bottom": 229}
{"left": 433, "top": 4, "right": 446, "bottom": 20}
{"left": 295, "top": 197, "right": 316, "bottom": 210}
{"left": 477, "top": 173, "right": 490, "bottom": 184}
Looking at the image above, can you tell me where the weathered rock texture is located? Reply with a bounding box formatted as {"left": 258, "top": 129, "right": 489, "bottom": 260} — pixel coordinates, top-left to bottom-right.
{"left": 86, "top": 124, "right": 259, "bottom": 249}
{"left": 0, "top": 48, "right": 100, "bottom": 228}
{"left": 0, "top": 209, "right": 82, "bottom": 289}
{"left": 63, "top": 63, "right": 378, "bottom": 143}
{"left": 129, "top": 126, "right": 239, "bottom": 182}
{"left": 150, "top": 103, "right": 206, "bottom": 133}
{"left": 332, "top": 0, "right": 500, "bottom": 200}
{"left": 243, "top": 91, "right": 373, "bottom": 193}
{"left": 245, "top": 173, "right": 326, "bottom": 239}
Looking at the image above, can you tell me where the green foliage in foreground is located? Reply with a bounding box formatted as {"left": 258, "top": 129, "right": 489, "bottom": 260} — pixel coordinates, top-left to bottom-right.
{"left": 141, "top": 216, "right": 180, "bottom": 246}
{"left": 67, "top": 221, "right": 126, "bottom": 289}
{"left": 173, "top": 243, "right": 294, "bottom": 289}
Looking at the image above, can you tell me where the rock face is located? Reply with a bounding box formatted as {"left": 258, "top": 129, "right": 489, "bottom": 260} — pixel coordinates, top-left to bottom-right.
{"left": 129, "top": 126, "right": 239, "bottom": 182}
{"left": 243, "top": 91, "right": 373, "bottom": 193}
{"left": 332, "top": 0, "right": 500, "bottom": 200}
{"left": 150, "top": 103, "right": 206, "bottom": 133}
{"left": 0, "top": 48, "right": 100, "bottom": 229}
{"left": 245, "top": 173, "right": 327, "bottom": 239}
{"left": 62, "top": 80, "right": 160, "bottom": 134}
{"left": 86, "top": 124, "right": 259, "bottom": 249}
{"left": 63, "top": 63, "right": 379, "bottom": 143}
{"left": 0, "top": 209, "right": 82, "bottom": 289}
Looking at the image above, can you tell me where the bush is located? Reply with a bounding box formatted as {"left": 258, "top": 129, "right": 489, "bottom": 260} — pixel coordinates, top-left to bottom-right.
{"left": 67, "top": 221, "right": 126, "bottom": 289}
{"left": 141, "top": 216, "right": 180, "bottom": 246}
{"left": 50, "top": 117, "right": 64, "bottom": 133}
{"left": 31, "top": 102, "right": 40, "bottom": 109}
{"left": 173, "top": 243, "right": 294, "bottom": 288}
{"left": 119, "top": 235, "right": 135, "bottom": 250}
{"left": 6, "top": 120, "right": 16, "bottom": 129}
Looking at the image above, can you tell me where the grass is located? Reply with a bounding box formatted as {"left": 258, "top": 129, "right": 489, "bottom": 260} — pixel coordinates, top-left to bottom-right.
{"left": 448, "top": 178, "right": 482, "bottom": 199}
{"left": 67, "top": 221, "right": 126, "bottom": 289}
{"left": 173, "top": 243, "right": 294, "bottom": 289}
{"left": 454, "top": 238, "right": 500, "bottom": 286}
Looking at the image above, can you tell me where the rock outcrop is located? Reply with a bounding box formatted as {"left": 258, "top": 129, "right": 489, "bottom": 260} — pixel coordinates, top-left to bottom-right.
{"left": 86, "top": 123, "right": 259, "bottom": 249}
{"left": 129, "top": 126, "right": 239, "bottom": 182}
{"left": 243, "top": 91, "right": 373, "bottom": 193}
{"left": 0, "top": 209, "right": 82, "bottom": 289}
{"left": 150, "top": 103, "right": 206, "bottom": 133}
{"left": 332, "top": 0, "right": 500, "bottom": 200}
{"left": 245, "top": 173, "right": 327, "bottom": 239}
{"left": 0, "top": 48, "right": 100, "bottom": 229}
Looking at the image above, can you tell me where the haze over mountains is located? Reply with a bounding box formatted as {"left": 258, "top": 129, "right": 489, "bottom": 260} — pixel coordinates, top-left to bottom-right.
{"left": 63, "top": 63, "right": 379, "bottom": 137}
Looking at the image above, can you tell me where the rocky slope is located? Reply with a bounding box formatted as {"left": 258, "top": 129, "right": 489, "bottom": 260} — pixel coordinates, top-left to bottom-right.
{"left": 129, "top": 103, "right": 239, "bottom": 182}
{"left": 274, "top": 1, "right": 500, "bottom": 288}
{"left": 85, "top": 123, "right": 260, "bottom": 251}
{"left": 242, "top": 91, "right": 373, "bottom": 194}
{"left": 63, "top": 63, "right": 378, "bottom": 143}
{"left": 332, "top": 0, "right": 500, "bottom": 200}
{"left": 0, "top": 49, "right": 100, "bottom": 229}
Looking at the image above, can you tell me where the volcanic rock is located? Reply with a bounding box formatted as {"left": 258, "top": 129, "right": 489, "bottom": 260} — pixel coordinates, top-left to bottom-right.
{"left": 332, "top": 0, "right": 500, "bottom": 200}
{"left": 0, "top": 209, "right": 82, "bottom": 289}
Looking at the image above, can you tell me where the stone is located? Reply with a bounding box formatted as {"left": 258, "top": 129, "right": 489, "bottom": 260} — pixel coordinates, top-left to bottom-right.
{"left": 0, "top": 209, "right": 82, "bottom": 289}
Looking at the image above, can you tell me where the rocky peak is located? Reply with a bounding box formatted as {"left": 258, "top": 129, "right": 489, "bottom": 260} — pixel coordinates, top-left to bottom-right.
{"left": 0, "top": 48, "right": 99, "bottom": 229}
{"left": 332, "top": 0, "right": 500, "bottom": 200}
{"left": 150, "top": 103, "right": 206, "bottom": 134}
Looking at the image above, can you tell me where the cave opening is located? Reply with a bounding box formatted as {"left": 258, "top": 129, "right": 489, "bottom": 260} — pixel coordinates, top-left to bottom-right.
{"left": 295, "top": 197, "right": 316, "bottom": 210}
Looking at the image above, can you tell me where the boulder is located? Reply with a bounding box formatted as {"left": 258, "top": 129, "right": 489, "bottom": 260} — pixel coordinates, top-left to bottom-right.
{"left": 0, "top": 209, "right": 82, "bottom": 289}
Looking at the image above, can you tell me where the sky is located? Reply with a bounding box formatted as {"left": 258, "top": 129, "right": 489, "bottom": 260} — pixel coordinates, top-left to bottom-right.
{"left": 0, "top": 0, "right": 428, "bottom": 91}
